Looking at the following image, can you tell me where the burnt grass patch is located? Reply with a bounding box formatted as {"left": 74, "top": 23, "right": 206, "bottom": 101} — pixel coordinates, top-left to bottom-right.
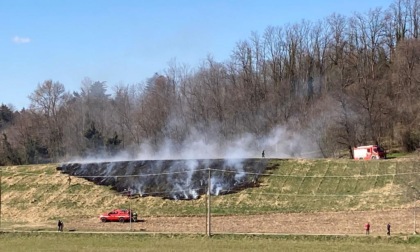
{"left": 57, "top": 159, "right": 268, "bottom": 200}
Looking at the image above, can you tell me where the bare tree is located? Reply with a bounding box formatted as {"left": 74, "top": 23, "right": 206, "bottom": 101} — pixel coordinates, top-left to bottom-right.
{"left": 28, "top": 80, "right": 66, "bottom": 161}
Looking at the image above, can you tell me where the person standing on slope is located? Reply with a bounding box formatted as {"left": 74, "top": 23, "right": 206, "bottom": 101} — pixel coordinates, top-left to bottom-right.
{"left": 58, "top": 220, "right": 64, "bottom": 232}
{"left": 365, "top": 222, "right": 370, "bottom": 235}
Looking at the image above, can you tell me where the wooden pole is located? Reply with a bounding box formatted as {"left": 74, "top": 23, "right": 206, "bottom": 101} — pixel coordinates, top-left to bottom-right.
{"left": 415, "top": 199, "right": 417, "bottom": 234}
{"left": 0, "top": 167, "right": 2, "bottom": 230}
{"left": 129, "top": 189, "right": 132, "bottom": 232}
{"left": 207, "top": 168, "right": 211, "bottom": 237}
{"left": 205, "top": 180, "right": 208, "bottom": 235}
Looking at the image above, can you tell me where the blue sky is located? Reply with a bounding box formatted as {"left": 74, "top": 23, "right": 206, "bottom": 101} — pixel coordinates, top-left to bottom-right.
{"left": 1, "top": 0, "right": 394, "bottom": 110}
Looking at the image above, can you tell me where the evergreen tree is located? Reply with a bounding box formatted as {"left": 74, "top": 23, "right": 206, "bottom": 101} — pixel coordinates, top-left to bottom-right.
{"left": 0, "top": 133, "right": 22, "bottom": 165}
{"left": 0, "top": 104, "right": 14, "bottom": 129}
{"left": 84, "top": 122, "right": 104, "bottom": 155}
{"left": 106, "top": 132, "right": 122, "bottom": 155}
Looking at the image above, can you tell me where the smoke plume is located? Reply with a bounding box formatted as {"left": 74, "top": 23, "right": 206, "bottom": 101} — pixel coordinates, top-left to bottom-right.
{"left": 58, "top": 126, "right": 318, "bottom": 200}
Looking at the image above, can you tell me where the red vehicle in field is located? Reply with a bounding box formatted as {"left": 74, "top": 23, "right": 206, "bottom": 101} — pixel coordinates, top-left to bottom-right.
{"left": 99, "top": 209, "right": 138, "bottom": 223}
{"left": 353, "top": 145, "right": 386, "bottom": 160}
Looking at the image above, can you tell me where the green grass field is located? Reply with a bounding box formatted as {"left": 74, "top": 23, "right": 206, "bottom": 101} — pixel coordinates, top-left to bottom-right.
{"left": 1, "top": 232, "right": 420, "bottom": 252}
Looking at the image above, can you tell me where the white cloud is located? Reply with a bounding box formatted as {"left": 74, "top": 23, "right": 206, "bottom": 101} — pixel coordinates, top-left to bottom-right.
{"left": 12, "top": 36, "right": 31, "bottom": 44}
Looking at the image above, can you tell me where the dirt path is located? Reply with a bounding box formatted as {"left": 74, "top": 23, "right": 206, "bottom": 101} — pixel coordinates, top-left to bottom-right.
{"left": 8, "top": 208, "right": 418, "bottom": 235}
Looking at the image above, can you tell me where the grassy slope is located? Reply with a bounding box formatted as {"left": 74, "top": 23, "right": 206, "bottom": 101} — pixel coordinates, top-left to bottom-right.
{"left": 1, "top": 158, "right": 420, "bottom": 227}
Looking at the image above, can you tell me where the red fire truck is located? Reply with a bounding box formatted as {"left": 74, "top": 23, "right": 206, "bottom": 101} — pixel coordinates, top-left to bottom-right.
{"left": 353, "top": 145, "right": 386, "bottom": 160}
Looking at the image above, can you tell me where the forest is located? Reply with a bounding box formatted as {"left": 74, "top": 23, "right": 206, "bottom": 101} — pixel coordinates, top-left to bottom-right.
{"left": 1, "top": 0, "right": 420, "bottom": 165}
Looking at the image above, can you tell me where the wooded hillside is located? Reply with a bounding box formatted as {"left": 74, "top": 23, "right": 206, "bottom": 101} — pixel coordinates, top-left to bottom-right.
{"left": 1, "top": 0, "right": 420, "bottom": 164}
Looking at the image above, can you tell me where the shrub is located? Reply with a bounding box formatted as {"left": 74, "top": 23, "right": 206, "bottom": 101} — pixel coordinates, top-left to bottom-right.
{"left": 402, "top": 130, "right": 420, "bottom": 152}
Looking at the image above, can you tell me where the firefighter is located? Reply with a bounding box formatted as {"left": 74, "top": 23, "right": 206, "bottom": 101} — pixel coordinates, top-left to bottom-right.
{"left": 365, "top": 222, "right": 370, "bottom": 235}
{"left": 58, "top": 220, "right": 63, "bottom": 232}
{"left": 262, "top": 150, "right": 265, "bottom": 158}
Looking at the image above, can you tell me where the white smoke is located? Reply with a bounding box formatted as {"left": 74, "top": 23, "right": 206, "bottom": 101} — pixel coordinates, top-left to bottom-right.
{"left": 130, "top": 125, "right": 320, "bottom": 161}
{"left": 58, "top": 121, "right": 321, "bottom": 200}
{"left": 61, "top": 125, "right": 320, "bottom": 164}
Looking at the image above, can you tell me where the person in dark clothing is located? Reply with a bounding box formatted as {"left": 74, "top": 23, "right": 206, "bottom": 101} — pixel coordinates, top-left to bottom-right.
{"left": 387, "top": 223, "right": 391, "bottom": 236}
{"left": 58, "top": 220, "right": 63, "bottom": 232}
{"left": 262, "top": 150, "right": 265, "bottom": 158}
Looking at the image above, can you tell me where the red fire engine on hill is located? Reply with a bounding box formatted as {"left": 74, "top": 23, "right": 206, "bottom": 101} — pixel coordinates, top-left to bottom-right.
{"left": 353, "top": 145, "right": 386, "bottom": 160}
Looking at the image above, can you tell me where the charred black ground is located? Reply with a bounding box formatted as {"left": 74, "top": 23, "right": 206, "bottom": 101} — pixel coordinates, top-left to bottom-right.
{"left": 57, "top": 159, "right": 268, "bottom": 200}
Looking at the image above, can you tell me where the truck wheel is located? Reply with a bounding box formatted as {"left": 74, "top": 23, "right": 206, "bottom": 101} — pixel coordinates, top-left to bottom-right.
{"left": 371, "top": 156, "right": 376, "bottom": 159}
{"left": 100, "top": 217, "right": 107, "bottom": 223}
{"left": 119, "top": 217, "right": 125, "bottom": 223}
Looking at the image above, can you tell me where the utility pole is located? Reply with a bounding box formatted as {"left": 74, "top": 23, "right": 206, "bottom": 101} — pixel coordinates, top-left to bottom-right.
{"left": 411, "top": 186, "right": 418, "bottom": 234}
{"left": 415, "top": 198, "right": 417, "bottom": 234}
{"left": 206, "top": 168, "right": 211, "bottom": 237}
{"left": 0, "top": 167, "right": 2, "bottom": 230}
{"left": 128, "top": 189, "right": 132, "bottom": 232}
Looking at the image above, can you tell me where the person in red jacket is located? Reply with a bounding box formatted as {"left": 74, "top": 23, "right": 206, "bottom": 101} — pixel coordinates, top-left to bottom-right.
{"left": 365, "top": 222, "right": 370, "bottom": 235}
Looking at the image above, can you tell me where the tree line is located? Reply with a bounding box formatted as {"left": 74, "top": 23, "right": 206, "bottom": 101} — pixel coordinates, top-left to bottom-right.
{"left": 1, "top": 0, "right": 420, "bottom": 165}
